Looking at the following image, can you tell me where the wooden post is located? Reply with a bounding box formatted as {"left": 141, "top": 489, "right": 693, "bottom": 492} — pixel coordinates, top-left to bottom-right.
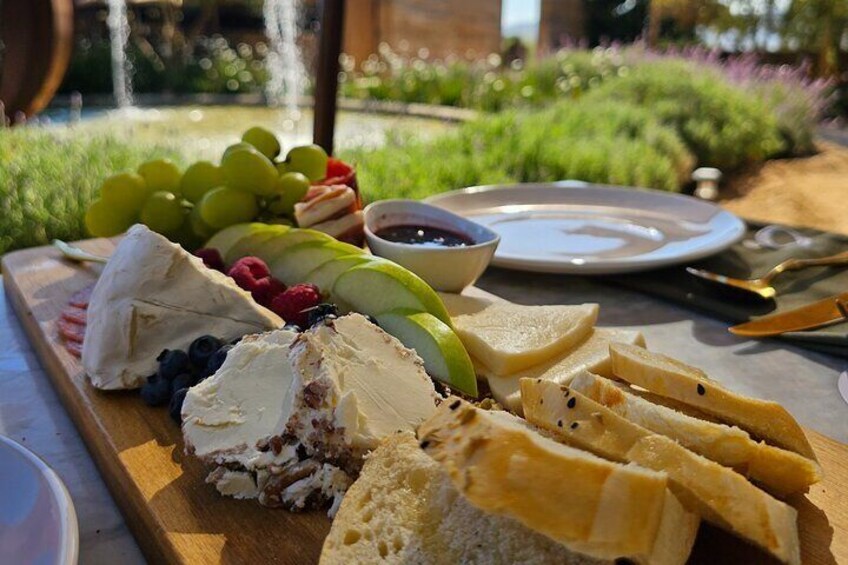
{"left": 313, "top": 0, "right": 346, "bottom": 155}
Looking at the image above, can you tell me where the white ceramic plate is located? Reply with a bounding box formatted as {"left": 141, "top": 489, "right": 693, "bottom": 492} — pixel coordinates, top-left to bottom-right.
{"left": 426, "top": 181, "right": 746, "bottom": 274}
{"left": 0, "top": 435, "right": 78, "bottom": 565}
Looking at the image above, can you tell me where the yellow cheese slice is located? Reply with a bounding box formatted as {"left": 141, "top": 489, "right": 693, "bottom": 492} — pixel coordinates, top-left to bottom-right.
{"left": 439, "top": 293, "right": 598, "bottom": 376}
{"left": 478, "top": 328, "right": 645, "bottom": 415}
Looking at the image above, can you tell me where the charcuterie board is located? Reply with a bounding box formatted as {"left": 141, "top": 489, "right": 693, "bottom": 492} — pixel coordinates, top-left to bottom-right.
{"left": 2, "top": 238, "right": 847, "bottom": 564}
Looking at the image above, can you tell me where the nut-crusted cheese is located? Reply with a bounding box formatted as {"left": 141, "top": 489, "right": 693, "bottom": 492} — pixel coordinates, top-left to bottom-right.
{"left": 82, "top": 224, "right": 282, "bottom": 390}
{"left": 287, "top": 313, "right": 440, "bottom": 460}
{"left": 182, "top": 314, "right": 440, "bottom": 514}
{"left": 182, "top": 329, "right": 299, "bottom": 471}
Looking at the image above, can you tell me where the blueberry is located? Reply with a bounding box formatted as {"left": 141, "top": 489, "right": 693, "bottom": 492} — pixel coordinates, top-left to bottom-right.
{"left": 283, "top": 324, "right": 302, "bottom": 333}
{"left": 364, "top": 315, "right": 379, "bottom": 326}
{"left": 205, "top": 344, "right": 233, "bottom": 376}
{"left": 307, "top": 303, "right": 339, "bottom": 327}
{"left": 158, "top": 349, "right": 190, "bottom": 381}
{"left": 169, "top": 388, "right": 189, "bottom": 424}
{"left": 140, "top": 377, "right": 171, "bottom": 407}
{"left": 171, "top": 373, "right": 194, "bottom": 395}
{"left": 188, "top": 335, "right": 223, "bottom": 371}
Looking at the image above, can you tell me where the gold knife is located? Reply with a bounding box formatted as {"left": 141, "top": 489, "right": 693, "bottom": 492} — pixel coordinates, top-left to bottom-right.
{"left": 729, "top": 292, "right": 848, "bottom": 337}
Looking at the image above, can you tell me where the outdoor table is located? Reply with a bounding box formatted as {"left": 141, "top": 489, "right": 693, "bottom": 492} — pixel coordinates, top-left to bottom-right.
{"left": 1, "top": 269, "right": 846, "bottom": 564}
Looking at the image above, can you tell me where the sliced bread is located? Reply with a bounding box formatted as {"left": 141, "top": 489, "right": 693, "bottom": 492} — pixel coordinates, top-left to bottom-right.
{"left": 320, "top": 432, "right": 608, "bottom": 565}
{"left": 479, "top": 328, "right": 645, "bottom": 414}
{"left": 521, "top": 378, "right": 801, "bottom": 565}
{"left": 609, "top": 343, "right": 816, "bottom": 460}
{"left": 439, "top": 292, "right": 599, "bottom": 375}
{"left": 568, "top": 372, "right": 822, "bottom": 496}
{"left": 417, "top": 398, "right": 698, "bottom": 564}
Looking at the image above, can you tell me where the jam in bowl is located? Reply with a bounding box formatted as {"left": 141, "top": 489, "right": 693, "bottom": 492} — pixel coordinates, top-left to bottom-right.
{"left": 363, "top": 199, "right": 500, "bottom": 292}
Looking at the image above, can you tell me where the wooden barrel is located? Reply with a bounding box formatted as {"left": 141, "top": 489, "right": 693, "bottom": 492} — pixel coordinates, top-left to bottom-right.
{"left": 0, "top": 0, "right": 74, "bottom": 121}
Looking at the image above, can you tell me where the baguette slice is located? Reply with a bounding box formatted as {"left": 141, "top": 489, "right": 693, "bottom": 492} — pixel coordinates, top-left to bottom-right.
{"left": 418, "top": 399, "right": 698, "bottom": 564}
{"left": 610, "top": 343, "right": 816, "bottom": 460}
{"left": 569, "top": 372, "right": 822, "bottom": 496}
{"left": 479, "top": 329, "right": 645, "bottom": 414}
{"left": 521, "top": 377, "right": 801, "bottom": 565}
{"left": 320, "top": 432, "right": 609, "bottom": 565}
{"left": 439, "top": 292, "right": 598, "bottom": 375}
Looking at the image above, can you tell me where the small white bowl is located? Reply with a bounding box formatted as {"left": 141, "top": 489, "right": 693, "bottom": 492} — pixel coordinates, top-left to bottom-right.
{"left": 364, "top": 199, "right": 500, "bottom": 292}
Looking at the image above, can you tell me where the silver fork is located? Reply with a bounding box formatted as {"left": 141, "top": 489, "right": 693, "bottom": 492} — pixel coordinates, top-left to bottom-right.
{"left": 686, "top": 250, "right": 848, "bottom": 300}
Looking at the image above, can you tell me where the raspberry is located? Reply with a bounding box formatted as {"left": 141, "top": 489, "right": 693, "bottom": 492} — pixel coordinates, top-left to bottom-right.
{"left": 270, "top": 284, "right": 322, "bottom": 327}
{"left": 228, "top": 256, "right": 270, "bottom": 279}
{"left": 254, "top": 277, "right": 287, "bottom": 308}
{"left": 228, "top": 257, "right": 271, "bottom": 293}
{"left": 194, "top": 248, "right": 225, "bottom": 272}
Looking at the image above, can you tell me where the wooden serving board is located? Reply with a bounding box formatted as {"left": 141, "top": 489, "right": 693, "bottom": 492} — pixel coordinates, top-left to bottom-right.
{"left": 2, "top": 239, "right": 847, "bottom": 565}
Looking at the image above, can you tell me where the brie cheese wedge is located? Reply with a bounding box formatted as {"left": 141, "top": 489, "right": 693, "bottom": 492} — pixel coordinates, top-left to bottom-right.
{"left": 82, "top": 225, "right": 283, "bottom": 390}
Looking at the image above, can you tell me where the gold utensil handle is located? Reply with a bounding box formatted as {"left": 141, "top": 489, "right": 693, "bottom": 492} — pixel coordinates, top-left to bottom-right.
{"left": 783, "top": 250, "right": 848, "bottom": 271}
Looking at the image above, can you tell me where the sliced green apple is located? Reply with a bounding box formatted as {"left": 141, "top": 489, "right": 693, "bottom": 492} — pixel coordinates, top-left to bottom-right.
{"left": 251, "top": 228, "right": 334, "bottom": 265}
{"left": 224, "top": 224, "right": 291, "bottom": 265}
{"left": 204, "top": 222, "right": 270, "bottom": 259}
{"left": 333, "top": 261, "right": 452, "bottom": 326}
{"left": 301, "top": 254, "right": 376, "bottom": 296}
{"left": 376, "top": 309, "right": 478, "bottom": 397}
{"left": 269, "top": 240, "right": 362, "bottom": 286}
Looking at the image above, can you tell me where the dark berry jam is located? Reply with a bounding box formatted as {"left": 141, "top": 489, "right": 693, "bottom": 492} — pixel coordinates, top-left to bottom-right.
{"left": 374, "top": 224, "right": 475, "bottom": 248}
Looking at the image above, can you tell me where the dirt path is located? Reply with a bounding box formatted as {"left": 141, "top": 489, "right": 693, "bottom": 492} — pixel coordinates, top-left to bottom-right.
{"left": 720, "top": 142, "right": 848, "bottom": 236}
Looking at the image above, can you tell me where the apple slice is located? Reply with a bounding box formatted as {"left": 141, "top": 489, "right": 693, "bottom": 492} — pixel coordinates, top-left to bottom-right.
{"left": 333, "top": 262, "right": 452, "bottom": 326}
{"left": 250, "top": 228, "right": 334, "bottom": 265}
{"left": 269, "top": 240, "right": 363, "bottom": 286}
{"left": 224, "top": 224, "right": 291, "bottom": 265}
{"left": 204, "top": 222, "right": 270, "bottom": 259}
{"left": 376, "top": 309, "right": 477, "bottom": 397}
{"left": 301, "top": 254, "right": 376, "bottom": 296}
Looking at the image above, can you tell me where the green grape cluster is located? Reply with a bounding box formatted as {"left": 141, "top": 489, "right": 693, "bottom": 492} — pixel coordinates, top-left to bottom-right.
{"left": 84, "top": 127, "right": 332, "bottom": 249}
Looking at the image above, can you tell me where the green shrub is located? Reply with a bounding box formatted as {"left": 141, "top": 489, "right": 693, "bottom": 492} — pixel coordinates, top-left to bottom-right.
{"left": 0, "top": 128, "right": 180, "bottom": 255}
{"left": 584, "top": 60, "right": 786, "bottom": 170}
{"left": 343, "top": 99, "right": 694, "bottom": 201}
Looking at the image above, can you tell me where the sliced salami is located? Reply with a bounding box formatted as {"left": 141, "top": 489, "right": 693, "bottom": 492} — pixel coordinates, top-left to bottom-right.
{"left": 64, "top": 340, "right": 83, "bottom": 358}
{"left": 61, "top": 305, "right": 88, "bottom": 325}
{"left": 68, "top": 283, "right": 95, "bottom": 309}
{"left": 57, "top": 318, "right": 86, "bottom": 344}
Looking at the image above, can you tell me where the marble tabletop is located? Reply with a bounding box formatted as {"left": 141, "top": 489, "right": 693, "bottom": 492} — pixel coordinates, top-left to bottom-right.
{"left": 0, "top": 269, "right": 846, "bottom": 564}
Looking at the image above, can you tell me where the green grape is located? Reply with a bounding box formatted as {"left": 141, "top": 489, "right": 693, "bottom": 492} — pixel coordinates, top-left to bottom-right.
{"left": 180, "top": 161, "right": 224, "bottom": 203}
{"left": 222, "top": 142, "right": 255, "bottom": 160}
{"left": 242, "top": 126, "right": 281, "bottom": 159}
{"left": 221, "top": 148, "right": 278, "bottom": 196}
{"left": 286, "top": 144, "right": 328, "bottom": 181}
{"left": 138, "top": 159, "right": 182, "bottom": 193}
{"left": 100, "top": 172, "right": 149, "bottom": 215}
{"left": 140, "top": 191, "right": 185, "bottom": 235}
{"left": 199, "top": 186, "right": 259, "bottom": 229}
{"left": 189, "top": 206, "right": 216, "bottom": 239}
{"left": 85, "top": 199, "right": 135, "bottom": 237}
{"left": 269, "top": 172, "right": 310, "bottom": 216}
{"left": 275, "top": 161, "right": 290, "bottom": 176}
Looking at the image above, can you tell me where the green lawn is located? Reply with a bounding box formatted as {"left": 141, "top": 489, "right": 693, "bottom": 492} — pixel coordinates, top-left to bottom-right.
{"left": 0, "top": 128, "right": 180, "bottom": 255}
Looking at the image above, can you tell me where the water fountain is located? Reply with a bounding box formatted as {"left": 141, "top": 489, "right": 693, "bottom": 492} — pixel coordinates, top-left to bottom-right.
{"left": 107, "top": 0, "right": 133, "bottom": 108}
{"left": 263, "top": 0, "right": 306, "bottom": 131}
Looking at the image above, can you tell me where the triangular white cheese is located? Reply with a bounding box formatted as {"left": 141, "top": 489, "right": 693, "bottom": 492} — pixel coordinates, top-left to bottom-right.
{"left": 82, "top": 224, "right": 283, "bottom": 389}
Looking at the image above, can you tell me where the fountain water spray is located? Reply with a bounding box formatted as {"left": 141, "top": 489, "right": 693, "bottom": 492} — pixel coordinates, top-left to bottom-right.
{"left": 264, "top": 0, "right": 306, "bottom": 131}
{"left": 107, "top": 0, "right": 133, "bottom": 108}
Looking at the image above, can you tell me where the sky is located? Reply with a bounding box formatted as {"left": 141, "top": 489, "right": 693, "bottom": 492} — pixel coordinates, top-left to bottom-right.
{"left": 502, "top": 0, "right": 540, "bottom": 33}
